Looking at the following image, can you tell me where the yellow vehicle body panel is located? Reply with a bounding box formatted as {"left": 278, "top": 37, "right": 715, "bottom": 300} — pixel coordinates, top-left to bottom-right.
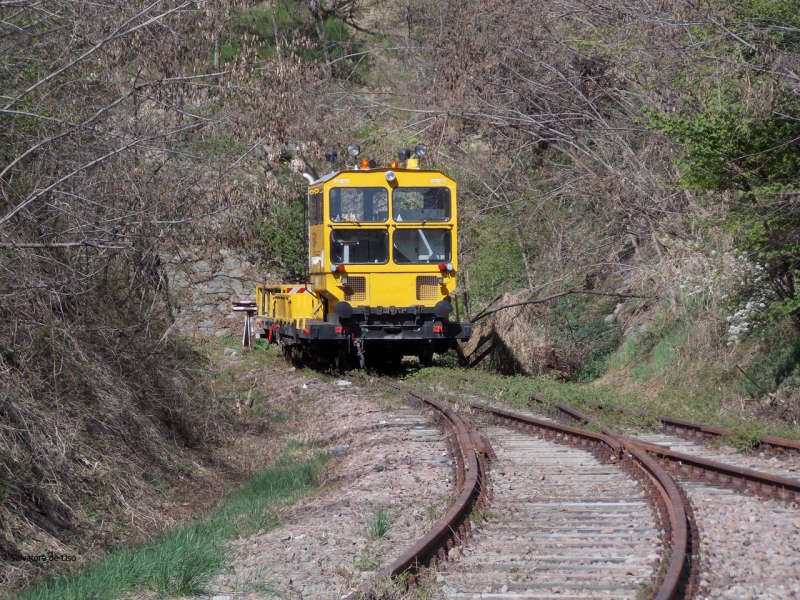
{"left": 255, "top": 284, "right": 323, "bottom": 329}
{"left": 257, "top": 165, "right": 459, "bottom": 322}
{"left": 312, "top": 168, "right": 456, "bottom": 312}
{"left": 250, "top": 158, "right": 472, "bottom": 367}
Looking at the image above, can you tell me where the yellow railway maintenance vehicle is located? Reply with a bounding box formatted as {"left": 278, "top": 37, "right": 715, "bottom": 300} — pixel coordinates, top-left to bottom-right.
{"left": 252, "top": 143, "right": 472, "bottom": 370}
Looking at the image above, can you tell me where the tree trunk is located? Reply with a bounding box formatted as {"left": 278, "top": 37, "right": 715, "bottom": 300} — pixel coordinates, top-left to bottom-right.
{"left": 271, "top": 0, "right": 282, "bottom": 62}
{"left": 213, "top": 33, "right": 220, "bottom": 70}
{"left": 308, "top": 0, "right": 331, "bottom": 74}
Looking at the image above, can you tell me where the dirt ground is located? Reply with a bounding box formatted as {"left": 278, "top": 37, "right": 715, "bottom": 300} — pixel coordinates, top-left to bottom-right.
{"left": 115, "top": 346, "right": 457, "bottom": 600}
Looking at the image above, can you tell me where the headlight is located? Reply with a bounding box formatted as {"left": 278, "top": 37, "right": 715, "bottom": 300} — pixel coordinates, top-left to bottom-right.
{"left": 414, "top": 143, "right": 428, "bottom": 158}
{"left": 347, "top": 143, "right": 360, "bottom": 157}
{"left": 385, "top": 170, "right": 396, "bottom": 182}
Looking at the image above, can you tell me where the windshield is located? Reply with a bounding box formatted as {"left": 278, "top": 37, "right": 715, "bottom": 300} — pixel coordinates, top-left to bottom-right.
{"left": 330, "top": 229, "right": 389, "bottom": 264}
{"left": 330, "top": 187, "right": 388, "bottom": 222}
{"left": 393, "top": 229, "right": 452, "bottom": 264}
{"left": 392, "top": 187, "right": 450, "bottom": 222}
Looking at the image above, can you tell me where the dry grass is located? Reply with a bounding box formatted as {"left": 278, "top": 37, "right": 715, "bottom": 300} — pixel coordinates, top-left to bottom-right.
{"left": 0, "top": 328, "right": 322, "bottom": 596}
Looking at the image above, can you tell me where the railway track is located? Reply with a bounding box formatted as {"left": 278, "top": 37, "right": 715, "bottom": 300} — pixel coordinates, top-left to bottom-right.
{"left": 363, "top": 382, "right": 800, "bottom": 599}
{"left": 484, "top": 393, "right": 800, "bottom": 598}
{"left": 352, "top": 384, "right": 692, "bottom": 600}
{"left": 648, "top": 416, "right": 800, "bottom": 458}
{"left": 583, "top": 410, "right": 800, "bottom": 598}
{"left": 202, "top": 374, "right": 798, "bottom": 599}
{"left": 436, "top": 425, "right": 662, "bottom": 598}
{"left": 532, "top": 400, "right": 800, "bottom": 505}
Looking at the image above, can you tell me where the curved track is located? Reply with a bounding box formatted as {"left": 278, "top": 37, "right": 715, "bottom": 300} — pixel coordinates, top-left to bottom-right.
{"left": 437, "top": 425, "right": 661, "bottom": 598}
{"left": 548, "top": 401, "right": 800, "bottom": 504}
{"left": 330, "top": 381, "right": 799, "bottom": 599}
{"left": 342, "top": 383, "right": 490, "bottom": 599}
{"left": 522, "top": 397, "right": 800, "bottom": 598}
{"left": 352, "top": 384, "right": 692, "bottom": 600}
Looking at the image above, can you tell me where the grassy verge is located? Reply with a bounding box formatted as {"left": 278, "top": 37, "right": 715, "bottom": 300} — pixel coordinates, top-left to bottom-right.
{"left": 13, "top": 445, "right": 328, "bottom": 600}
{"left": 408, "top": 366, "right": 800, "bottom": 445}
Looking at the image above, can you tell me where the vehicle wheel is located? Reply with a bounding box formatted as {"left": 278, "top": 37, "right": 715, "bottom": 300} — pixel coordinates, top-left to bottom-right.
{"left": 419, "top": 345, "right": 434, "bottom": 367}
{"left": 335, "top": 346, "right": 350, "bottom": 373}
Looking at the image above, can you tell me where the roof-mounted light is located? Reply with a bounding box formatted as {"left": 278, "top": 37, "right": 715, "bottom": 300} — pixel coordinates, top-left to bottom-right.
{"left": 324, "top": 150, "right": 337, "bottom": 173}
{"left": 385, "top": 170, "right": 396, "bottom": 182}
{"left": 347, "top": 143, "right": 360, "bottom": 158}
{"left": 359, "top": 158, "right": 370, "bottom": 169}
{"left": 414, "top": 143, "right": 428, "bottom": 158}
{"left": 398, "top": 148, "right": 412, "bottom": 161}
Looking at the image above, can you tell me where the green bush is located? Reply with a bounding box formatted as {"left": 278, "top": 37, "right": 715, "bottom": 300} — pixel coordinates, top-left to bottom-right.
{"left": 253, "top": 198, "right": 307, "bottom": 281}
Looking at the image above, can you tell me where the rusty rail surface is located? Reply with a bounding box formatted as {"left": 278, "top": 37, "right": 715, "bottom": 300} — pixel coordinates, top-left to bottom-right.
{"left": 380, "top": 385, "right": 486, "bottom": 578}
{"left": 657, "top": 416, "right": 800, "bottom": 455}
{"left": 549, "top": 402, "right": 800, "bottom": 503}
{"left": 342, "top": 382, "right": 489, "bottom": 599}
{"left": 348, "top": 380, "right": 688, "bottom": 598}
{"left": 341, "top": 383, "right": 488, "bottom": 599}
{"left": 463, "top": 399, "right": 690, "bottom": 600}
{"left": 528, "top": 390, "right": 800, "bottom": 456}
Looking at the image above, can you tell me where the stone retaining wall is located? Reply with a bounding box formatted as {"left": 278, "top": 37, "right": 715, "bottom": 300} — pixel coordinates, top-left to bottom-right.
{"left": 161, "top": 248, "right": 264, "bottom": 339}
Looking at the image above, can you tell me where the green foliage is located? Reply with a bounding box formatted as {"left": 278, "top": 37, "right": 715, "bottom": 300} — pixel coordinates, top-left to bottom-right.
{"left": 647, "top": 2, "right": 800, "bottom": 327}
{"left": 219, "top": 2, "right": 366, "bottom": 78}
{"left": 736, "top": 327, "right": 800, "bottom": 396}
{"left": 650, "top": 105, "right": 800, "bottom": 194}
{"left": 470, "top": 507, "right": 498, "bottom": 528}
{"left": 628, "top": 321, "right": 687, "bottom": 383}
{"left": 16, "top": 447, "right": 327, "bottom": 600}
{"left": 575, "top": 326, "right": 622, "bottom": 381}
{"left": 191, "top": 138, "right": 250, "bottom": 158}
{"left": 411, "top": 366, "right": 800, "bottom": 442}
{"left": 723, "top": 423, "right": 767, "bottom": 453}
{"left": 776, "top": 337, "right": 800, "bottom": 387}
{"left": 353, "top": 549, "right": 380, "bottom": 572}
{"left": 725, "top": 0, "right": 800, "bottom": 50}
{"left": 462, "top": 221, "right": 527, "bottom": 305}
{"left": 220, "top": 4, "right": 294, "bottom": 62}
{"left": 367, "top": 506, "right": 391, "bottom": 541}
{"left": 549, "top": 295, "right": 622, "bottom": 382}
{"left": 253, "top": 198, "right": 307, "bottom": 281}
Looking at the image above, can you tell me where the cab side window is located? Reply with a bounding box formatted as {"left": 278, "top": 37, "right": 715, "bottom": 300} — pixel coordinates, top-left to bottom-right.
{"left": 309, "top": 191, "right": 323, "bottom": 225}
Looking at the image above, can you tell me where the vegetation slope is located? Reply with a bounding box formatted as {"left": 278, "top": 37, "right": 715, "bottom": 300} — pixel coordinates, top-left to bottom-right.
{"left": 1, "top": 0, "right": 799, "bottom": 593}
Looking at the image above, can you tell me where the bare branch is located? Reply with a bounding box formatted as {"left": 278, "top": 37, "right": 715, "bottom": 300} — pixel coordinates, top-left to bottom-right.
{"left": 2, "top": 0, "right": 193, "bottom": 113}
{"left": 473, "top": 290, "right": 655, "bottom": 322}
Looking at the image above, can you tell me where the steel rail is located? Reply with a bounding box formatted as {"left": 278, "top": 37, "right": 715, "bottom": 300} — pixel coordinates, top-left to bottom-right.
{"left": 341, "top": 382, "right": 488, "bottom": 599}
{"left": 462, "top": 398, "right": 690, "bottom": 600}
{"left": 529, "top": 390, "right": 800, "bottom": 456}
{"left": 658, "top": 416, "right": 800, "bottom": 455}
{"left": 379, "top": 386, "right": 484, "bottom": 577}
{"left": 553, "top": 403, "right": 800, "bottom": 503}
{"left": 345, "top": 380, "right": 688, "bottom": 598}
